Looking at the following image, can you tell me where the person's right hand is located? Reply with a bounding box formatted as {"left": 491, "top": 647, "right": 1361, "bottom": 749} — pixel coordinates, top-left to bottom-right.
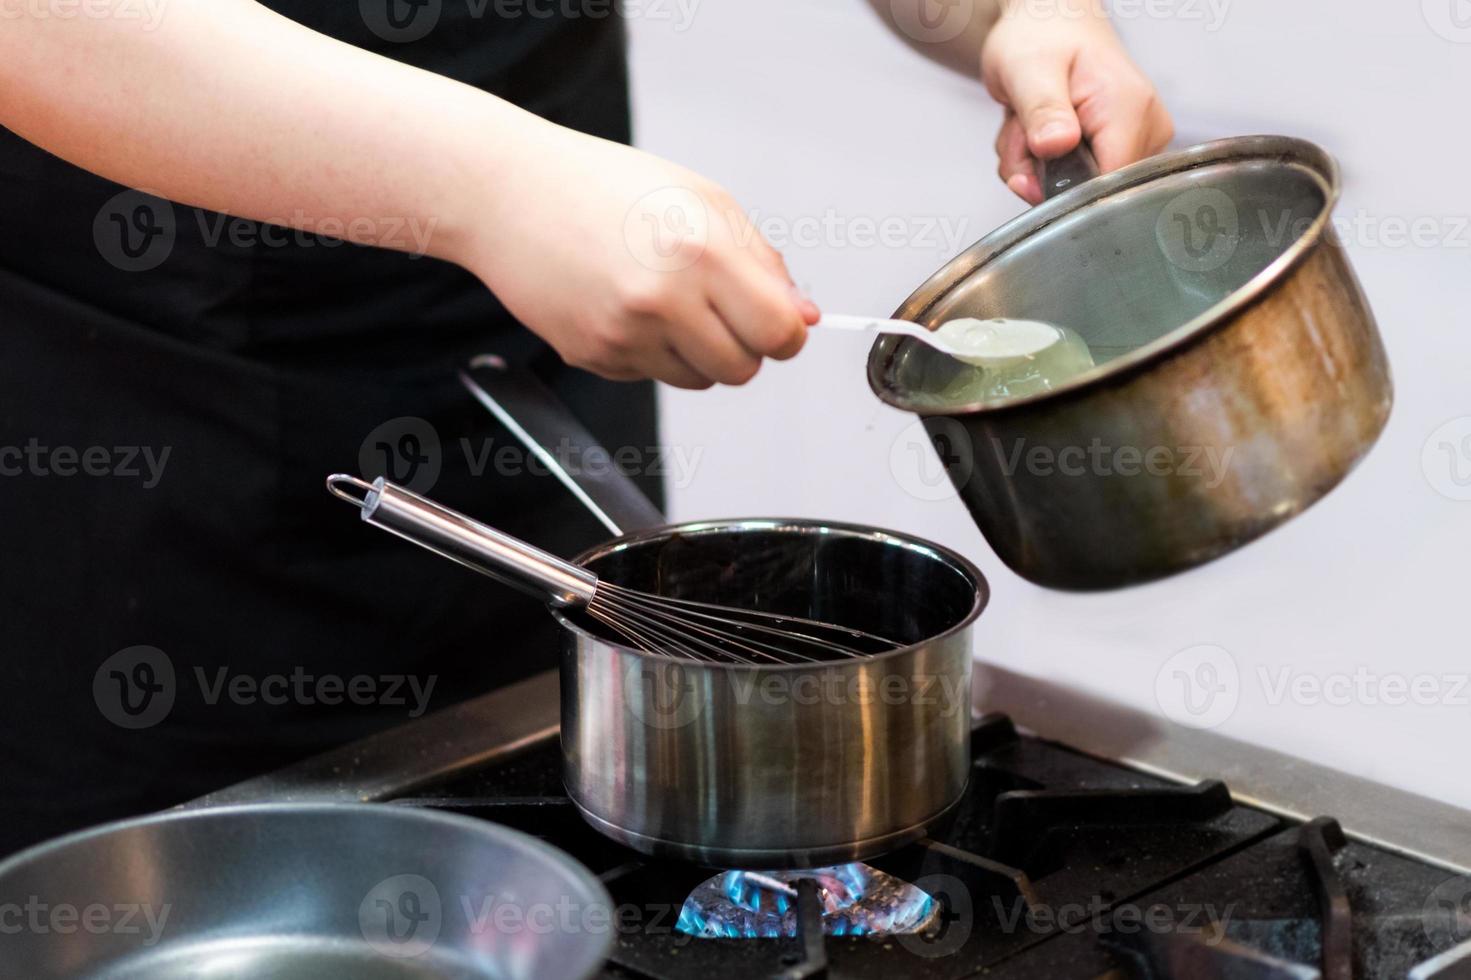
{"left": 459, "top": 121, "right": 819, "bottom": 390}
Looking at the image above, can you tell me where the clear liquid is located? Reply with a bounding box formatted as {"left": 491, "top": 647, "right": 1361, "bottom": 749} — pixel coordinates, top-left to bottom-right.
{"left": 899, "top": 323, "right": 1096, "bottom": 408}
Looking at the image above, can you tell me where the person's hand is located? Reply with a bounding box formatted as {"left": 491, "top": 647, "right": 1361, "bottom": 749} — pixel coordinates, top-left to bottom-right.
{"left": 982, "top": 4, "right": 1173, "bottom": 204}
{"left": 460, "top": 121, "right": 819, "bottom": 390}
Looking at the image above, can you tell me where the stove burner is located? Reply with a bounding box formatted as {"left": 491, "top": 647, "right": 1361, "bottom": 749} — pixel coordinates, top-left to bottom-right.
{"left": 675, "top": 863, "right": 939, "bottom": 939}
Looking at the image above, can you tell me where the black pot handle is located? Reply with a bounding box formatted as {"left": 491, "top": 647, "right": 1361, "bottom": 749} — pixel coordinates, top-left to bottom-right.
{"left": 459, "top": 356, "right": 669, "bottom": 537}
{"left": 1038, "top": 141, "right": 1101, "bottom": 201}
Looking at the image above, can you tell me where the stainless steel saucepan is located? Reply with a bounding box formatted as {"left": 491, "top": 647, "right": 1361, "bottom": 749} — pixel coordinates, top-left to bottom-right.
{"left": 553, "top": 518, "right": 982, "bottom": 868}
{"left": 351, "top": 359, "right": 988, "bottom": 869}
{"left": 869, "top": 137, "right": 1392, "bottom": 590}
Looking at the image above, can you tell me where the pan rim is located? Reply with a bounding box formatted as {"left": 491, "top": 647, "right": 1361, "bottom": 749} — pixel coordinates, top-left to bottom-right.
{"left": 0, "top": 801, "right": 616, "bottom": 980}
{"left": 0, "top": 800, "right": 604, "bottom": 877}
{"left": 552, "top": 516, "right": 989, "bottom": 671}
{"left": 867, "top": 134, "right": 1343, "bottom": 416}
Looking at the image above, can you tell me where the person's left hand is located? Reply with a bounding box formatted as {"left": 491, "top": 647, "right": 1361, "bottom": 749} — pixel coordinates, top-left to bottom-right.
{"left": 982, "top": 6, "right": 1173, "bottom": 204}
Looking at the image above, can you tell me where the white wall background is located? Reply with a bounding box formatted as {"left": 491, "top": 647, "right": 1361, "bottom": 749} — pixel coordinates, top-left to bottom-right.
{"left": 626, "top": 1, "right": 1471, "bottom": 809}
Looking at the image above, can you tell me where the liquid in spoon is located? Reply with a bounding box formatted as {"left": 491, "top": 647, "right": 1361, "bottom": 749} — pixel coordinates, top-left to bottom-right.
{"left": 907, "top": 317, "right": 1096, "bottom": 406}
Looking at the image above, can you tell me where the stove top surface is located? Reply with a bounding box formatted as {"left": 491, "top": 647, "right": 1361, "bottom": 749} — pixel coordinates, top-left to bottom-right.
{"left": 388, "top": 715, "right": 1471, "bottom": 979}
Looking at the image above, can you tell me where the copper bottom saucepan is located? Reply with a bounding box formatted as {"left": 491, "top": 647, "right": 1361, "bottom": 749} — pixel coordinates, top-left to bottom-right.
{"left": 870, "top": 136, "right": 1392, "bottom": 590}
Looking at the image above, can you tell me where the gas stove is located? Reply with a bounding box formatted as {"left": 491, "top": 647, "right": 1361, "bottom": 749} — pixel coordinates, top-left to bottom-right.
{"left": 194, "top": 670, "right": 1471, "bottom": 979}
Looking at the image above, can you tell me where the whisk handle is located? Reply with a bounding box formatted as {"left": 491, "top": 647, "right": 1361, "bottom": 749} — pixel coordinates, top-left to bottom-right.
{"left": 326, "top": 475, "right": 599, "bottom": 608}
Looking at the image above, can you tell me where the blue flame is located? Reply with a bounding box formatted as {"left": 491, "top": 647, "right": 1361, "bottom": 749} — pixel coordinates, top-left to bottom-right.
{"left": 675, "top": 863, "right": 937, "bottom": 940}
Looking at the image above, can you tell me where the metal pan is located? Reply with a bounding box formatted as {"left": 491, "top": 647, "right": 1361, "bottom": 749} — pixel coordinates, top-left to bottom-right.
{"left": 357, "top": 359, "right": 986, "bottom": 870}
{"left": 551, "top": 517, "right": 984, "bottom": 868}
{"left": 868, "top": 137, "right": 1392, "bottom": 589}
{"left": 0, "top": 803, "right": 614, "bottom": 979}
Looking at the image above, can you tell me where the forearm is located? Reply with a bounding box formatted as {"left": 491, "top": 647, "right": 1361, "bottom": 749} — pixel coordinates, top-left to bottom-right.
{"left": 866, "top": 0, "right": 1110, "bottom": 76}
{"left": 865, "top": 0, "right": 1002, "bottom": 75}
{"left": 0, "top": 0, "right": 539, "bottom": 265}
{"left": 0, "top": 0, "right": 814, "bottom": 388}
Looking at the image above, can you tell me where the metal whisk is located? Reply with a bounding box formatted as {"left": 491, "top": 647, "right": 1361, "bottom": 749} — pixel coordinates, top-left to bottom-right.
{"left": 327, "top": 476, "right": 900, "bottom": 666}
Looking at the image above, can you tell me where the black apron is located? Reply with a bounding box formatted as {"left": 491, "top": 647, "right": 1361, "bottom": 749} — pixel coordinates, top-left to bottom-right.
{"left": 0, "top": 3, "right": 658, "bottom": 856}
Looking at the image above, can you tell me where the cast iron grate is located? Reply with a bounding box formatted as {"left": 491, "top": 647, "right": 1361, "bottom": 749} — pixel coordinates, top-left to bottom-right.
{"left": 391, "top": 714, "right": 1471, "bottom": 979}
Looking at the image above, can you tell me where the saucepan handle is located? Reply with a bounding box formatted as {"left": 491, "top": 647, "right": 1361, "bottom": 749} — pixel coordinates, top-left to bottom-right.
{"left": 1038, "top": 141, "right": 1101, "bottom": 201}
{"left": 458, "top": 356, "right": 670, "bottom": 537}
{"left": 326, "top": 474, "right": 599, "bottom": 609}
